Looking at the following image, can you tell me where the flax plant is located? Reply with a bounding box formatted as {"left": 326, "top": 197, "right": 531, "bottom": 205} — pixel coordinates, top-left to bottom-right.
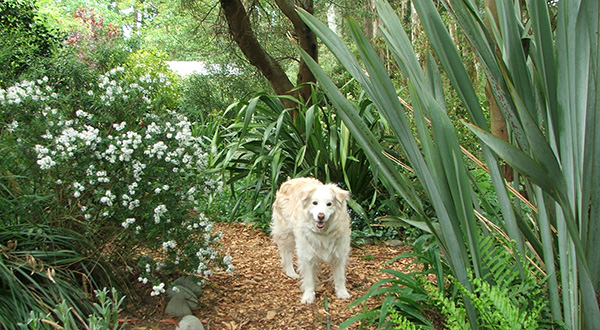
{"left": 298, "top": 0, "right": 599, "bottom": 328}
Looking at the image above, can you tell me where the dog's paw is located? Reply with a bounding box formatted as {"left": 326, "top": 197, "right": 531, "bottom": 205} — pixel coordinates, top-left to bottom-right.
{"left": 301, "top": 292, "right": 316, "bottom": 304}
{"left": 284, "top": 270, "right": 300, "bottom": 279}
{"left": 336, "top": 288, "right": 350, "bottom": 300}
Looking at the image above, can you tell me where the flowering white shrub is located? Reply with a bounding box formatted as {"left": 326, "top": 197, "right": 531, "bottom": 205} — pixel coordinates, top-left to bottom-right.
{"left": 1, "top": 66, "right": 233, "bottom": 295}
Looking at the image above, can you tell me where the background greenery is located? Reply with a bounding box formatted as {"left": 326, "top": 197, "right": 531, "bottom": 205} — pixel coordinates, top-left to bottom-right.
{"left": 1, "top": 0, "right": 598, "bottom": 329}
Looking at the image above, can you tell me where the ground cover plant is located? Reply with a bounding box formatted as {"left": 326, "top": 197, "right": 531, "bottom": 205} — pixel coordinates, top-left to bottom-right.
{"left": 299, "top": 0, "right": 599, "bottom": 328}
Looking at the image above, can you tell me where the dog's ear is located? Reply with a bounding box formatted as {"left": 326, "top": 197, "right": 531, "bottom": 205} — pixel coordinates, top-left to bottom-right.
{"left": 329, "top": 185, "right": 349, "bottom": 203}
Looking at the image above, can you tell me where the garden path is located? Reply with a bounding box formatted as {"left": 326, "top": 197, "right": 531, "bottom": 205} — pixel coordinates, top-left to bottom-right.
{"left": 127, "top": 222, "right": 414, "bottom": 329}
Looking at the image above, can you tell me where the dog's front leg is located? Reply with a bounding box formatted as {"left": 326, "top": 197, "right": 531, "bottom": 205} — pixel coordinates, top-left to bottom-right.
{"left": 297, "top": 253, "right": 317, "bottom": 304}
{"left": 332, "top": 257, "right": 350, "bottom": 300}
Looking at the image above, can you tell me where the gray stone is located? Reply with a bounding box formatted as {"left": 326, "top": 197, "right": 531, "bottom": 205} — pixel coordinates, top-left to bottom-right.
{"left": 167, "top": 276, "right": 201, "bottom": 310}
{"left": 176, "top": 315, "right": 205, "bottom": 330}
{"left": 172, "top": 276, "right": 202, "bottom": 297}
{"left": 361, "top": 238, "right": 375, "bottom": 245}
{"left": 165, "top": 294, "right": 192, "bottom": 317}
{"left": 176, "top": 285, "right": 199, "bottom": 309}
{"left": 385, "top": 239, "right": 404, "bottom": 247}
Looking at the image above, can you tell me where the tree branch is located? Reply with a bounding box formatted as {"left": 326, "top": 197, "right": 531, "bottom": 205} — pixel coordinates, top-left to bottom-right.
{"left": 218, "top": 0, "right": 295, "bottom": 103}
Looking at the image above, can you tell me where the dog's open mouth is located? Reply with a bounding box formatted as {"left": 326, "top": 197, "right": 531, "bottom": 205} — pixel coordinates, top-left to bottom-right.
{"left": 316, "top": 221, "right": 325, "bottom": 229}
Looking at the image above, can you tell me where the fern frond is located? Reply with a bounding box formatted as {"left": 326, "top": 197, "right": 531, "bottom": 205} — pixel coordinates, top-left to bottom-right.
{"left": 426, "top": 278, "right": 470, "bottom": 330}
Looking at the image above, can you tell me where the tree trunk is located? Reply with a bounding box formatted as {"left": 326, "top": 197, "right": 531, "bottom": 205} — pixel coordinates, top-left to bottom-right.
{"left": 274, "top": 0, "right": 318, "bottom": 111}
{"left": 484, "top": 0, "right": 513, "bottom": 180}
{"left": 219, "top": 0, "right": 296, "bottom": 109}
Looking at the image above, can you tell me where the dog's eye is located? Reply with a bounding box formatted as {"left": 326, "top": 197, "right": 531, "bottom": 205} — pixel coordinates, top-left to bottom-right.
{"left": 327, "top": 202, "right": 332, "bottom": 206}
{"left": 312, "top": 201, "right": 318, "bottom": 205}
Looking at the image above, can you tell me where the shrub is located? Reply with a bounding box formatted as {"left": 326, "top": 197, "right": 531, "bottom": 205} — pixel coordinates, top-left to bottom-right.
{"left": 0, "top": 63, "right": 232, "bottom": 301}
{"left": 65, "top": 7, "right": 128, "bottom": 72}
{"left": 0, "top": 222, "right": 121, "bottom": 328}
{"left": 299, "top": 0, "right": 599, "bottom": 327}
{"left": 0, "top": 0, "right": 62, "bottom": 85}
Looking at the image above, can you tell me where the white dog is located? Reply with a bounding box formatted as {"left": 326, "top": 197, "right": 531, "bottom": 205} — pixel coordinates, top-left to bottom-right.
{"left": 271, "top": 177, "right": 351, "bottom": 304}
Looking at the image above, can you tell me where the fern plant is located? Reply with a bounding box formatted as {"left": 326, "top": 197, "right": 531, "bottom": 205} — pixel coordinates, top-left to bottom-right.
{"left": 448, "top": 236, "right": 547, "bottom": 329}
{"left": 388, "top": 235, "right": 550, "bottom": 330}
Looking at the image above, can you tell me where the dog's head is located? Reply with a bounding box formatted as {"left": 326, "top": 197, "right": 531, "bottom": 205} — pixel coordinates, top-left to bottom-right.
{"left": 303, "top": 184, "right": 349, "bottom": 231}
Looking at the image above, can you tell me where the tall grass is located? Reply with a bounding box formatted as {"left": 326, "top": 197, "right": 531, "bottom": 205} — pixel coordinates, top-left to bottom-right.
{"left": 0, "top": 221, "right": 121, "bottom": 328}
{"left": 298, "top": 0, "right": 599, "bottom": 328}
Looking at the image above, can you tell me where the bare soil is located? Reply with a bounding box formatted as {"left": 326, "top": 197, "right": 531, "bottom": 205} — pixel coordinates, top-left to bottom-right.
{"left": 123, "top": 222, "right": 414, "bottom": 330}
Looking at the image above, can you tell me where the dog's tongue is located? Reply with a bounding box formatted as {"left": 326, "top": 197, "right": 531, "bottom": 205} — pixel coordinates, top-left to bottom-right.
{"left": 316, "top": 221, "right": 325, "bottom": 229}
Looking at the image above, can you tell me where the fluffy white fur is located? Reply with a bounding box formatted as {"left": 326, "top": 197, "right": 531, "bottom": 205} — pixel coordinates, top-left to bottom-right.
{"left": 270, "top": 177, "right": 351, "bottom": 304}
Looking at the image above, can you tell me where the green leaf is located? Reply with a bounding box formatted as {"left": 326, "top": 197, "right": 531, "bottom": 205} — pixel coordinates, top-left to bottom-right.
{"left": 464, "top": 122, "right": 561, "bottom": 200}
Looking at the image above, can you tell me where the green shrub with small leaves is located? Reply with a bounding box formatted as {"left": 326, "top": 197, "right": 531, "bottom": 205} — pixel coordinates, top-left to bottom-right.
{"left": 0, "top": 0, "right": 62, "bottom": 85}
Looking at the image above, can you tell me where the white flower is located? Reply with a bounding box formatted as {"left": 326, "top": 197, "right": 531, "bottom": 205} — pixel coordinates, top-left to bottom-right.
{"left": 75, "top": 109, "right": 93, "bottom": 119}
{"left": 223, "top": 255, "right": 233, "bottom": 265}
{"left": 146, "top": 122, "right": 161, "bottom": 135}
{"left": 34, "top": 144, "right": 50, "bottom": 155}
{"left": 113, "top": 122, "right": 126, "bottom": 131}
{"left": 145, "top": 141, "right": 168, "bottom": 159}
{"left": 153, "top": 204, "right": 167, "bottom": 223}
{"left": 7, "top": 121, "right": 18, "bottom": 132}
{"left": 138, "top": 277, "right": 148, "bottom": 284}
{"left": 226, "top": 264, "right": 235, "bottom": 274}
{"left": 121, "top": 218, "right": 136, "bottom": 229}
{"left": 162, "top": 240, "right": 176, "bottom": 250}
{"left": 100, "top": 190, "right": 115, "bottom": 206}
{"left": 37, "top": 156, "right": 56, "bottom": 170}
{"left": 128, "top": 199, "right": 140, "bottom": 210}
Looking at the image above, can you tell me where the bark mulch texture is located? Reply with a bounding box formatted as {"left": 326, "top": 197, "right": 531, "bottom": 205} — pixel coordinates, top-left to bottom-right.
{"left": 127, "top": 222, "right": 414, "bottom": 329}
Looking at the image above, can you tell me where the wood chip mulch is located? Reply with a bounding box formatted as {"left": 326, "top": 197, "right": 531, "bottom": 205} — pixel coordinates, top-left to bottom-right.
{"left": 126, "top": 222, "right": 415, "bottom": 329}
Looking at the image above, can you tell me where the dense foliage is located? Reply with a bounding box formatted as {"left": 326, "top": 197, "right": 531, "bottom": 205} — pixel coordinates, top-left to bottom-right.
{"left": 2, "top": 0, "right": 598, "bottom": 329}
{"left": 299, "top": 0, "right": 599, "bottom": 328}
{"left": 0, "top": 0, "right": 62, "bottom": 85}
{"left": 0, "top": 3, "right": 232, "bottom": 327}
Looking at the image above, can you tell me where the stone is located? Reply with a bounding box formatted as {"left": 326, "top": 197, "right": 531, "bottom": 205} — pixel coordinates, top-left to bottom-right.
{"left": 167, "top": 276, "right": 201, "bottom": 310}
{"left": 176, "top": 315, "right": 205, "bottom": 330}
{"left": 172, "top": 276, "right": 202, "bottom": 297}
{"left": 385, "top": 239, "right": 404, "bottom": 247}
{"left": 165, "top": 294, "right": 192, "bottom": 317}
{"left": 361, "top": 237, "right": 375, "bottom": 245}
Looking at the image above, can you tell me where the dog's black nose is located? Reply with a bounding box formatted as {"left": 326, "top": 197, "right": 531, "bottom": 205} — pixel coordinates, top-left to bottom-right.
{"left": 318, "top": 213, "right": 325, "bottom": 220}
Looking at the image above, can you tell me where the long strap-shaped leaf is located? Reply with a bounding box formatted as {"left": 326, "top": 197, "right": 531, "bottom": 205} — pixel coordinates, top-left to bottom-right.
{"left": 298, "top": 7, "right": 483, "bottom": 327}
{"left": 296, "top": 10, "right": 425, "bottom": 217}
{"left": 556, "top": 0, "right": 600, "bottom": 328}
{"left": 405, "top": 0, "right": 531, "bottom": 269}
